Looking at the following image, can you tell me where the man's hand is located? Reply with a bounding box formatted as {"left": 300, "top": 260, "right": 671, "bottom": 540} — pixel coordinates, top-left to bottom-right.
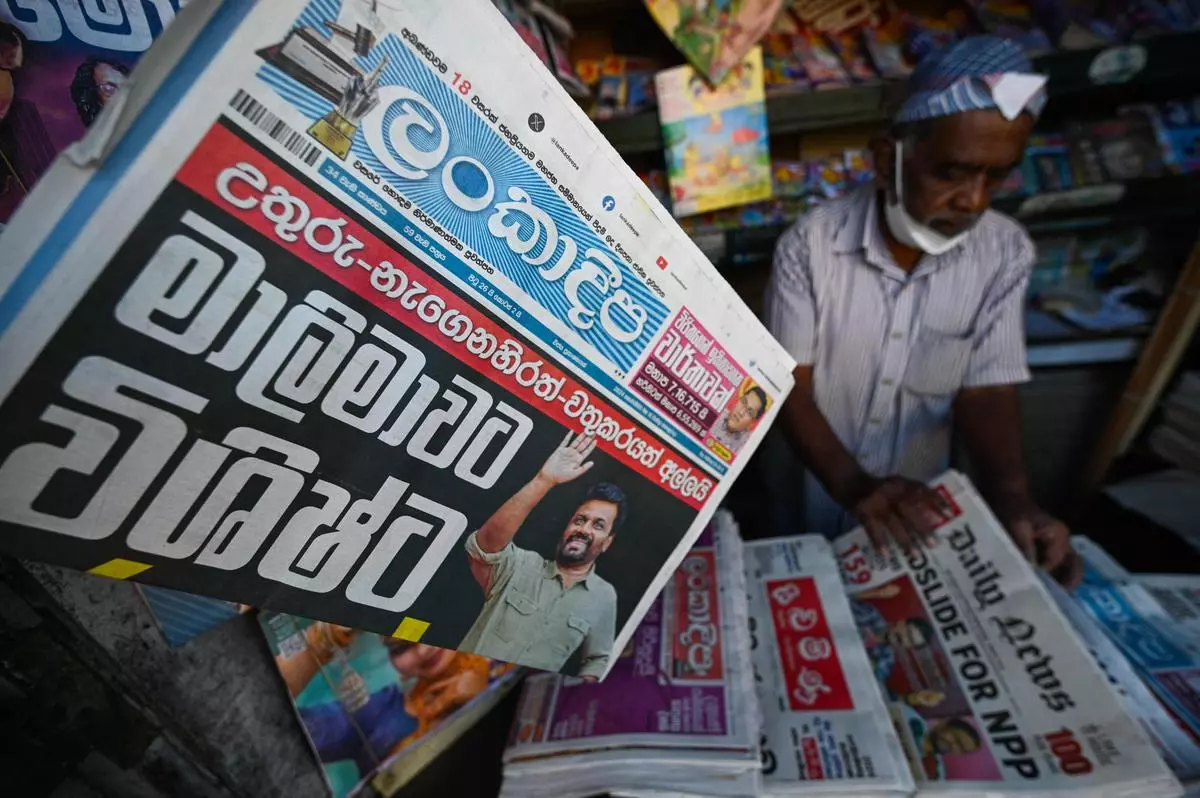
{"left": 850, "top": 475, "right": 952, "bottom": 553}
{"left": 997, "top": 499, "right": 1083, "bottom": 589}
{"left": 538, "top": 431, "right": 596, "bottom": 485}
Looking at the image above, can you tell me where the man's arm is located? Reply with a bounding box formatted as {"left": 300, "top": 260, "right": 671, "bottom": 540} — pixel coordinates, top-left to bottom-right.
{"left": 954, "top": 386, "right": 1082, "bottom": 586}
{"left": 468, "top": 432, "right": 597, "bottom": 591}
{"left": 577, "top": 593, "right": 616, "bottom": 682}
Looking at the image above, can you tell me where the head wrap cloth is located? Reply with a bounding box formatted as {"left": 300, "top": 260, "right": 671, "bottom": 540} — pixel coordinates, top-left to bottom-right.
{"left": 894, "top": 36, "right": 1048, "bottom": 126}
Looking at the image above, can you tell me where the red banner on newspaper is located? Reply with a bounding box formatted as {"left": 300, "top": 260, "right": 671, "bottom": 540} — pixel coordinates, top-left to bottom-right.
{"left": 766, "top": 576, "right": 853, "bottom": 712}
{"left": 175, "top": 124, "right": 706, "bottom": 510}
{"left": 670, "top": 548, "right": 724, "bottom": 681}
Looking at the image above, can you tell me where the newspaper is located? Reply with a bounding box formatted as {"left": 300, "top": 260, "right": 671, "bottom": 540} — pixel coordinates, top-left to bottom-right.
{"left": 0, "top": 0, "right": 793, "bottom": 678}
{"left": 743, "top": 535, "right": 914, "bottom": 796}
{"left": 1043, "top": 573, "right": 1200, "bottom": 789}
{"left": 1137, "top": 576, "right": 1200, "bottom": 644}
{"left": 832, "top": 471, "right": 1180, "bottom": 796}
{"left": 1073, "top": 540, "right": 1200, "bottom": 762}
{"left": 501, "top": 512, "right": 761, "bottom": 798}
{"left": 259, "top": 612, "right": 520, "bottom": 797}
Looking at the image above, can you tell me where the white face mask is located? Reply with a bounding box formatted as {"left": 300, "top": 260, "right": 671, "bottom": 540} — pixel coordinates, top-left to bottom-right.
{"left": 883, "top": 141, "right": 971, "bottom": 256}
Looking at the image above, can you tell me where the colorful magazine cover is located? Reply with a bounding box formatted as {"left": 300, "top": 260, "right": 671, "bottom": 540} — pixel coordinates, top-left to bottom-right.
{"left": 644, "top": 0, "right": 785, "bottom": 84}
{"left": 261, "top": 613, "right": 520, "bottom": 797}
{"left": 656, "top": 46, "right": 771, "bottom": 217}
{"left": 0, "top": 1, "right": 185, "bottom": 224}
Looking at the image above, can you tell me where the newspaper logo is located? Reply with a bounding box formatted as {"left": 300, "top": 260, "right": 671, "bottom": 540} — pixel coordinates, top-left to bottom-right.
{"left": 671, "top": 549, "right": 723, "bottom": 681}
{"left": 765, "top": 577, "right": 853, "bottom": 711}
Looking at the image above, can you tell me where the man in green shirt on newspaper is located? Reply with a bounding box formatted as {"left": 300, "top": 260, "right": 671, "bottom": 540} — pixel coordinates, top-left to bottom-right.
{"left": 461, "top": 432, "right": 620, "bottom": 680}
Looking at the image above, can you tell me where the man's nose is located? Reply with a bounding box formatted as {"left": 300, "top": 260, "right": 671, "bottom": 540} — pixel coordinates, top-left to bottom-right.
{"left": 952, "top": 173, "right": 989, "bottom": 215}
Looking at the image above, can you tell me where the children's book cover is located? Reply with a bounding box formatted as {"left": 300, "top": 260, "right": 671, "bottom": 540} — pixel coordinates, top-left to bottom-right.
{"left": 644, "top": 0, "right": 784, "bottom": 84}
{"left": 656, "top": 47, "right": 771, "bottom": 217}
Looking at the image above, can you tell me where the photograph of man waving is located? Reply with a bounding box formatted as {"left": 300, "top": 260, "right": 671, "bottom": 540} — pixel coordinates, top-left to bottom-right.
{"left": 460, "top": 431, "right": 622, "bottom": 679}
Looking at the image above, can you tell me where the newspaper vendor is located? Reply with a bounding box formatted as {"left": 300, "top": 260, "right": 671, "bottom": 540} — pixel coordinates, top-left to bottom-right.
{"left": 765, "top": 36, "right": 1082, "bottom": 586}
{"left": 461, "top": 432, "right": 619, "bottom": 679}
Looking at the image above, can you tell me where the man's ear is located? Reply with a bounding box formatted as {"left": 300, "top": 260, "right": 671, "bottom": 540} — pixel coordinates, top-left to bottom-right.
{"left": 601, "top": 535, "right": 614, "bottom": 553}
{"left": 870, "top": 133, "right": 896, "bottom": 197}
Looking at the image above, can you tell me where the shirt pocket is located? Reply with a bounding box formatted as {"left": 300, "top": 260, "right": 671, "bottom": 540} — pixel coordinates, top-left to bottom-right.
{"left": 496, "top": 592, "right": 536, "bottom": 642}
{"left": 555, "top": 614, "right": 591, "bottom": 657}
{"left": 904, "top": 327, "right": 973, "bottom": 396}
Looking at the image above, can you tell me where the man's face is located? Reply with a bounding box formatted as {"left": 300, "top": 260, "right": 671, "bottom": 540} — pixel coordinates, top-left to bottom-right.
{"left": 726, "top": 391, "right": 764, "bottom": 433}
{"left": 556, "top": 498, "right": 617, "bottom": 567}
{"left": 884, "top": 619, "right": 929, "bottom": 650}
{"left": 0, "top": 37, "right": 22, "bottom": 70}
{"left": 387, "top": 641, "right": 453, "bottom": 680}
{"left": 93, "top": 62, "right": 126, "bottom": 105}
{"left": 931, "top": 723, "right": 980, "bottom": 755}
{"left": 874, "top": 109, "right": 1034, "bottom": 239}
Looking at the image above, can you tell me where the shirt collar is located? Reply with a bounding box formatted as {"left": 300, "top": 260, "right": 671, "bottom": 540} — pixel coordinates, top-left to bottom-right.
{"left": 833, "top": 185, "right": 967, "bottom": 279}
{"left": 545, "top": 557, "right": 593, "bottom": 588}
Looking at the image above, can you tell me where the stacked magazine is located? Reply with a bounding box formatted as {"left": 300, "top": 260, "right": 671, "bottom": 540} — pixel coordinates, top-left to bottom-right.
{"left": 501, "top": 512, "right": 761, "bottom": 798}
{"left": 828, "top": 471, "right": 1181, "bottom": 798}
{"left": 259, "top": 611, "right": 521, "bottom": 797}
{"left": 743, "top": 534, "right": 914, "bottom": 797}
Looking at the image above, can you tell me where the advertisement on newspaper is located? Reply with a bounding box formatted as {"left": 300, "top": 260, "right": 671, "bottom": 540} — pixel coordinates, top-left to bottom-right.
{"left": 505, "top": 521, "right": 754, "bottom": 756}
{"left": 0, "top": 0, "right": 793, "bottom": 677}
{"left": 743, "top": 535, "right": 914, "bottom": 795}
{"left": 260, "top": 612, "right": 519, "bottom": 797}
{"left": 0, "top": 1, "right": 186, "bottom": 222}
{"left": 832, "top": 471, "right": 1178, "bottom": 794}
{"left": 1074, "top": 545, "right": 1200, "bottom": 749}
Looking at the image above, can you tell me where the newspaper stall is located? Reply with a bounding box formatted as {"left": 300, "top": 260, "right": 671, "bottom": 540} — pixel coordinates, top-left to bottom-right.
{"left": 0, "top": 0, "right": 793, "bottom": 677}
{"left": 831, "top": 472, "right": 1180, "bottom": 797}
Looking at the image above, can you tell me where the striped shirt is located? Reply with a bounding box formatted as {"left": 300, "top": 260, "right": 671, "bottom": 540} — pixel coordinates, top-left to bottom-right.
{"left": 763, "top": 185, "right": 1034, "bottom": 538}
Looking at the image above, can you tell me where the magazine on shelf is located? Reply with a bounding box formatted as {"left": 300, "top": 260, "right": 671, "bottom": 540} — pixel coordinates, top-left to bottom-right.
{"left": 0, "top": 0, "right": 794, "bottom": 678}
{"left": 260, "top": 611, "right": 520, "bottom": 797}
{"left": 743, "top": 534, "right": 914, "bottom": 797}
{"left": 501, "top": 512, "right": 761, "bottom": 798}
{"left": 656, "top": 47, "right": 772, "bottom": 218}
{"left": 832, "top": 471, "right": 1181, "bottom": 797}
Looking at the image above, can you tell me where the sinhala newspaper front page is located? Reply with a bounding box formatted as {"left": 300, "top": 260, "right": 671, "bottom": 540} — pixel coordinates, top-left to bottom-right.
{"left": 0, "top": 0, "right": 793, "bottom": 678}
{"left": 832, "top": 471, "right": 1180, "bottom": 797}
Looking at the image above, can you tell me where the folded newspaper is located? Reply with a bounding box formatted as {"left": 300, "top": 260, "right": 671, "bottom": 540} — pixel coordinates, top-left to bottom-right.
{"left": 501, "top": 512, "right": 761, "bottom": 798}
{"left": 743, "top": 534, "right": 915, "bottom": 797}
{"left": 1070, "top": 537, "right": 1200, "bottom": 790}
{"left": 260, "top": 612, "right": 521, "bottom": 797}
{"left": 832, "top": 471, "right": 1181, "bottom": 797}
{"left": 0, "top": 0, "right": 793, "bottom": 678}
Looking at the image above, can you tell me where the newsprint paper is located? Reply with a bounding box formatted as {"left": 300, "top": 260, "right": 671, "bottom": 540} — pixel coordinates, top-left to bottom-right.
{"left": 832, "top": 471, "right": 1180, "bottom": 797}
{"left": 743, "top": 534, "right": 914, "bottom": 797}
{"left": 0, "top": 0, "right": 794, "bottom": 678}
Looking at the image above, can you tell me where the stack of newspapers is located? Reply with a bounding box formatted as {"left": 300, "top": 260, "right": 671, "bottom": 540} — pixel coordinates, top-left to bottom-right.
{"left": 743, "top": 534, "right": 915, "bottom": 797}
{"left": 825, "top": 471, "right": 1183, "bottom": 798}
{"left": 501, "top": 512, "right": 763, "bottom": 798}
{"left": 1059, "top": 537, "right": 1200, "bottom": 795}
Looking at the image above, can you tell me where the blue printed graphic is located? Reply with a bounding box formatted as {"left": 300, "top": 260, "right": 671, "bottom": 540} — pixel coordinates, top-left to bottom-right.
{"left": 1076, "top": 583, "right": 1195, "bottom": 670}
{"left": 257, "top": 0, "right": 667, "bottom": 373}
{"left": 316, "top": 158, "right": 728, "bottom": 478}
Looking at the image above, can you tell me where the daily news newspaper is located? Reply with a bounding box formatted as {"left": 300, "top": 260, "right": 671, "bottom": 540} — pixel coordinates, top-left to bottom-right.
{"left": 743, "top": 535, "right": 914, "bottom": 797}
{"left": 832, "top": 471, "right": 1180, "bottom": 796}
{"left": 0, "top": 0, "right": 793, "bottom": 678}
{"left": 501, "top": 513, "right": 761, "bottom": 798}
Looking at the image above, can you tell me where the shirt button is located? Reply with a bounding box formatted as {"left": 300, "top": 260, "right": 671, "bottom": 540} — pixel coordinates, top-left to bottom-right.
{"left": 892, "top": 332, "right": 904, "bottom": 340}
{"left": 868, "top": 417, "right": 882, "bottom": 425}
{"left": 881, "top": 378, "right": 894, "bottom": 386}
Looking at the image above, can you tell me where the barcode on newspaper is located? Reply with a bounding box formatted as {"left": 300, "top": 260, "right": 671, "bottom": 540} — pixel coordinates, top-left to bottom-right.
{"left": 278, "top": 631, "right": 307, "bottom": 658}
{"left": 229, "top": 89, "right": 321, "bottom": 167}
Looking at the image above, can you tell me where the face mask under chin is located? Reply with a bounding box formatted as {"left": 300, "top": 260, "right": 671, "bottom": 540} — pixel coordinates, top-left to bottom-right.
{"left": 884, "top": 141, "right": 972, "bottom": 257}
